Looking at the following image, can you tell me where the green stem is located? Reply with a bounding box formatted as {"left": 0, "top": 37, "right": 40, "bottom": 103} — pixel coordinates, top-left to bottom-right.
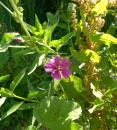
{"left": 8, "top": 0, "right": 54, "bottom": 54}
{"left": 9, "top": 0, "right": 41, "bottom": 54}
{"left": 36, "top": 41, "right": 55, "bottom": 53}
{"left": 9, "top": 0, "right": 31, "bottom": 36}
{"left": 48, "top": 85, "right": 52, "bottom": 97}
{"left": 0, "top": 1, "right": 13, "bottom": 15}
{"left": 68, "top": 22, "right": 73, "bottom": 46}
{"left": 13, "top": 94, "right": 38, "bottom": 103}
{"left": 18, "top": 18, "right": 31, "bottom": 37}
{"left": 59, "top": 83, "right": 64, "bottom": 93}
{"left": 9, "top": 45, "right": 29, "bottom": 48}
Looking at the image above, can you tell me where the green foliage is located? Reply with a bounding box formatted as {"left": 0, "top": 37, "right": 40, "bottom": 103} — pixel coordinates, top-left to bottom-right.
{"left": 0, "top": 75, "right": 10, "bottom": 82}
{"left": 0, "top": 33, "right": 18, "bottom": 52}
{"left": 71, "top": 48, "right": 100, "bottom": 63}
{"left": 90, "top": 33, "right": 117, "bottom": 46}
{"left": 0, "top": 101, "right": 24, "bottom": 120}
{"left": 10, "top": 68, "right": 26, "bottom": 91}
{"left": 0, "top": 97, "right": 6, "bottom": 108}
{"left": 0, "top": 0, "right": 117, "bottom": 130}
{"left": 50, "top": 32, "right": 75, "bottom": 50}
{"left": 91, "top": 0, "right": 108, "bottom": 15}
{"left": 33, "top": 96, "right": 82, "bottom": 130}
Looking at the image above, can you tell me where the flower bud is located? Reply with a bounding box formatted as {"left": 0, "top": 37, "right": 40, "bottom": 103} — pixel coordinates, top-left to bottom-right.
{"left": 12, "top": 36, "right": 24, "bottom": 43}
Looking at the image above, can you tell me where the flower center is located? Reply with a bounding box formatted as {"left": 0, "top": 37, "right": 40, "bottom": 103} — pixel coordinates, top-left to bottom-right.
{"left": 57, "top": 65, "right": 63, "bottom": 71}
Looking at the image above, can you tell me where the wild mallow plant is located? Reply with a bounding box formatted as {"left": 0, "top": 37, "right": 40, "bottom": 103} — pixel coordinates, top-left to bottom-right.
{"left": 0, "top": 0, "right": 117, "bottom": 130}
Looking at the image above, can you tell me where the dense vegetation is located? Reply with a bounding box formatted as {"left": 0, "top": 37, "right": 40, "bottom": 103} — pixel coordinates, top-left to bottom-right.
{"left": 0, "top": 0, "right": 117, "bottom": 130}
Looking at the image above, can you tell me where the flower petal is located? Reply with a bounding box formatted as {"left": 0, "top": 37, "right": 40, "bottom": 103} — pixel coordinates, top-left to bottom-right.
{"left": 51, "top": 71, "right": 61, "bottom": 80}
{"left": 45, "top": 55, "right": 72, "bottom": 80}
{"left": 45, "top": 63, "right": 55, "bottom": 72}
{"left": 62, "top": 68, "right": 71, "bottom": 78}
{"left": 61, "top": 58, "right": 71, "bottom": 67}
{"left": 54, "top": 56, "right": 62, "bottom": 66}
{"left": 45, "top": 67, "right": 53, "bottom": 72}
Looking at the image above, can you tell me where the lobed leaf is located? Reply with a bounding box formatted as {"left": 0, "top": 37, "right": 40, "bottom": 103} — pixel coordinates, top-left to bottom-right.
{"left": 33, "top": 96, "right": 82, "bottom": 130}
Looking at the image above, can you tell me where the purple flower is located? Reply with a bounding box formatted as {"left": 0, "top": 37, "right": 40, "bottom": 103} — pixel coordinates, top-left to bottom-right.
{"left": 45, "top": 55, "right": 71, "bottom": 80}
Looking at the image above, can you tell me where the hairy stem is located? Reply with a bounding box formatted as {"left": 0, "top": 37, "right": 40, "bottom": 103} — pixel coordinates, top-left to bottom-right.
{"left": 9, "top": 0, "right": 31, "bottom": 36}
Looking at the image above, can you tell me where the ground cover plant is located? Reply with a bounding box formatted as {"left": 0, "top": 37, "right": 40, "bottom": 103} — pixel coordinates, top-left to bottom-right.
{"left": 0, "top": 0, "right": 117, "bottom": 130}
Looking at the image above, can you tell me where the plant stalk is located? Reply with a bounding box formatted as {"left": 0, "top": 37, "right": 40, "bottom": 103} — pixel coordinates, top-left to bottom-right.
{"left": 13, "top": 94, "right": 38, "bottom": 103}
{"left": 9, "top": 0, "right": 31, "bottom": 37}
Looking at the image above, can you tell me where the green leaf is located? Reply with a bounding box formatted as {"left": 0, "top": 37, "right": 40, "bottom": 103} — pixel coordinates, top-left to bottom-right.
{"left": 47, "top": 12, "right": 59, "bottom": 25}
{"left": 50, "top": 32, "right": 75, "bottom": 49}
{"left": 0, "top": 52, "right": 9, "bottom": 68}
{"left": 0, "top": 74, "right": 10, "bottom": 82}
{"left": 0, "top": 88, "right": 14, "bottom": 97}
{"left": 91, "top": 0, "right": 108, "bottom": 15}
{"left": 0, "top": 46, "right": 8, "bottom": 52}
{"left": 28, "top": 56, "right": 39, "bottom": 75}
{"left": 53, "top": 79, "right": 60, "bottom": 91}
{"left": 68, "top": 107, "right": 82, "bottom": 121}
{"left": 28, "top": 54, "right": 45, "bottom": 75}
{"left": 14, "top": 0, "right": 19, "bottom": 5}
{"left": 31, "top": 114, "right": 36, "bottom": 126}
{"left": 0, "top": 97, "right": 6, "bottom": 108}
{"left": 60, "top": 78, "right": 79, "bottom": 99}
{"left": 10, "top": 68, "right": 26, "bottom": 91}
{"left": 71, "top": 122, "right": 79, "bottom": 130}
{"left": 88, "top": 98, "right": 104, "bottom": 114}
{"left": 0, "top": 33, "right": 18, "bottom": 44}
{"left": 109, "top": 54, "right": 117, "bottom": 68}
{"left": 35, "top": 15, "right": 43, "bottom": 35}
{"left": 0, "top": 101, "right": 24, "bottom": 120}
{"left": 100, "top": 33, "right": 117, "bottom": 45}
{"left": 26, "top": 16, "right": 43, "bottom": 36}
{"left": 58, "top": 23, "right": 68, "bottom": 30}
{"left": 26, "top": 23, "right": 36, "bottom": 34}
{"left": 70, "top": 48, "right": 88, "bottom": 62}
{"left": 89, "top": 115, "right": 102, "bottom": 130}
{"left": 18, "top": 103, "right": 34, "bottom": 110}
{"left": 88, "top": 104, "right": 102, "bottom": 114}
{"left": 71, "top": 122, "right": 83, "bottom": 130}
{"left": 33, "top": 96, "right": 82, "bottom": 130}
{"left": 43, "top": 13, "right": 59, "bottom": 43}
{"left": 70, "top": 75, "right": 84, "bottom": 93}
{"left": 85, "top": 49, "right": 101, "bottom": 63}
{"left": 25, "top": 126, "right": 37, "bottom": 130}
{"left": 70, "top": 48, "right": 100, "bottom": 63}
{"left": 38, "top": 54, "right": 45, "bottom": 66}
{"left": 43, "top": 23, "right": 58, "bottom": 43}
{"left": 90, "top": 33, "right": 117, "bottom": 46}
{"left": 90, "top": 83, "right": 103, "bottom": 99}
{"left": 60, "top": 78, "right": 86, "bottom": 107}
{"left": 28, "top": 91, "right": 39, "bottom": 98}
{"left": 0, "top": 33, "right": 19, "bottom": 52}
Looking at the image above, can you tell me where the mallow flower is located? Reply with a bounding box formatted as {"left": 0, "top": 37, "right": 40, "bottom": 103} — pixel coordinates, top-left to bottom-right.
{"left": 45, "top": 55, "right": 71, "bottom": 80}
